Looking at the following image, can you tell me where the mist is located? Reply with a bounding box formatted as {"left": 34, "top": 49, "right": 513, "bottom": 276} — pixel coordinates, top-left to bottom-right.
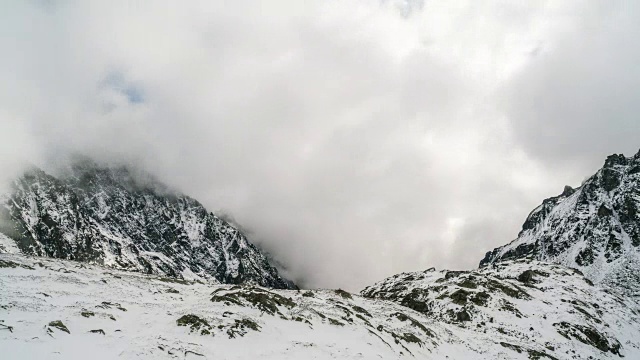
{"left": 1, "top": 1, "right": 639, "bottom": 290}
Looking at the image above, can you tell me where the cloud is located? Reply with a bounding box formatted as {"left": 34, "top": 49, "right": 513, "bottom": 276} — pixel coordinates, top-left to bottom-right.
{"left": 0, "top": 1, "right": 638, "bottom": 290}
{"left": 502, "top": 1, "right": 640, "bottom": 176}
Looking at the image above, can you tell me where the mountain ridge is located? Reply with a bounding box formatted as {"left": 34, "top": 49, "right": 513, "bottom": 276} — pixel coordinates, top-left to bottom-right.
{"left": 2, "top": 150, "right": 640, "bottom": 358}
{"left": 0, "top": 159, "right": 295, "bottom": 289}
{"left": 480, "top": 149, "right": 640, "bottom": 297}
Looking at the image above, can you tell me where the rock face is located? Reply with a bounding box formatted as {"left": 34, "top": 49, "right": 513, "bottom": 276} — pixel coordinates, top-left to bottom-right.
{"left": 480, "top": 150, "right": 640, "bottom": 296}
{"left": 0, "top": 159, "right": 295, "bottom": 289}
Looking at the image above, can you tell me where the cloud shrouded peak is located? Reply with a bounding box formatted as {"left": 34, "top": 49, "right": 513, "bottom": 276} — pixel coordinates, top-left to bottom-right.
{"left": 1, "top": 1, "right": 638, "bottom": 290}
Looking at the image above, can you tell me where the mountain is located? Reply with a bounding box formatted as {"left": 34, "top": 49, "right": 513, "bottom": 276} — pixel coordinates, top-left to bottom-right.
{"left": 361, "top": 258, "right": 640, "bottom": 358}
{"left": 0, "top": 158, "right": 295, "bottom": 289}
{"left": 3, "top": 253, "right": 639, "bottom": 359}
{"left": 3, "top": 151, "right": 640, "bottom": 359}
{"left": 480, "top": 150, "right": 640, "bottom": 297}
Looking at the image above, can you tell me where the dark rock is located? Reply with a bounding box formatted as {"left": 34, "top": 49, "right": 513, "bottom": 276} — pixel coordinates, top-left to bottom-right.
{"left": 600, "top": 168, "right": 620, "bottom": 191}
{"left": 604, "top": 234, "right": 623, "bottom": 262}
{"left": 445, "top": 271, "right": 466, "bottom": 279}
{"left": 517, "top": 270, "right": 535, "bottom": 284}
{"left": 48, "top": 320, "right": 70, "bottom": 334}
{"left": 597, "top": 204, "right": 613, "bottom": 217}
{"left": 455, "top": 309, "right": 471, "bottom": 322}
{"left": 604, "top": 154, "right": 627, "bottom": 168}
{"left": 554, "top": 322, "right": 621, "bottom": 355}
{"left": 176, "top": 314, "right": 212, "bottom": 335}
{"left": 561, "top": 185, "right": 575, "bottom": 197}
{"left": 399, "top": 293, "right": 430, "bottom": 313}
{"left": 211, "top": 287, "right": 296, "bottom": 316}
{"left": 480, "top": 242, "right": 538, "bottom": 267}
{"left": 575, "top": 246, "right": 595, "bottom": 266}
{"left": 449, "top": 289, "right": 470, "bottom": 305}
{"left": 470, "top": 292, "right": 490, "bottom": 306}
{"left": 334, "top": 289, "right": 352, "bottom": 300}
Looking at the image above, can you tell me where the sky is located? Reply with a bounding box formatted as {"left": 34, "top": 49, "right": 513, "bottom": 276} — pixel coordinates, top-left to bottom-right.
{"left": 1, "top": 0, "right": 639, "bottom": 290}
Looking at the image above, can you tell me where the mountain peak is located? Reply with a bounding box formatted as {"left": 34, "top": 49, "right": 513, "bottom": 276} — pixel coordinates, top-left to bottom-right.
{"left": 561, "top": 185, "right": 576, "bottom": 197}
{"left": 603, "top": 153, "right": 628, "bottom": 168}
{"left": 0, "top": 159, "right": 296, "bottom": 289}
{"left": 481, "top": 150, "right": 640, "bottom": 296}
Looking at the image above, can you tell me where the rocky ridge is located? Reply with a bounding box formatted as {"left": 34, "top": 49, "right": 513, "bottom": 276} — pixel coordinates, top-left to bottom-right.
{"left": 0, "top": 159, "right": 294, "bottom": 289}
{"left": 480, "top": 149, "right": 640, "bottom": 297}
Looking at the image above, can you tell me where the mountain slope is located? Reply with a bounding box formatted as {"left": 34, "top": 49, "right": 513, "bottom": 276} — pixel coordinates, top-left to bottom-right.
{"left": 0, "top": 159, "right": 294, "bottom": 289}
{"left": 3, "top": 253, "right": 639, "bottom": 359}
{"left": 480, "top": 150, "right": 640, "bottom": 297}
{"left": 0, "top": 254, "right": 462, "bottom": 359}
{"left": 362, "top": 258, "right": 640, "bottom": 359}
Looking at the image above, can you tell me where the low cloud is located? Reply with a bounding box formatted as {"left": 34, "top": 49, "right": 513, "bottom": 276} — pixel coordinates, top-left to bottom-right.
{"left": 0, "top": 1, "right": 638, "bottom": 290}
{"left": 502, "top": 2, "right": 640, "bottom": 176}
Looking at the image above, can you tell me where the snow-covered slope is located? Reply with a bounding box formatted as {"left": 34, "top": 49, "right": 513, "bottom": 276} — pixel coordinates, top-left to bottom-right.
{"left": 480, "top": 150, "right": 640, "bottom": 297}
{"left": 2, "top": 253, "right": 639, "bottom": 359}
{"left": 0, "top": 253, "right": 460, "bottom": 359}
{"left": 0, "top": 159, "right": 294, "bottom": 289}
{"left": 362, "top": 258, "right": 640, "bottom": 359}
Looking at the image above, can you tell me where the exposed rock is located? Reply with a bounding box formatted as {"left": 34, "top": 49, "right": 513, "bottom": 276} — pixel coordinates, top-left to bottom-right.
{"left": 48, "top": 320, "right": 70, "bottom": 334}
{"left": 517, "top": 270, "right": 535, "bottom": 284}
{"left": 176, "top": 314, "right": 212, "bottom": 335}
{"left": 598, "top": 204, "right": 613, "bottom": 217}
{"left": 562, "top": 185, "right": 575, "bottom": 197}
{"left": 455, "top": 309, "right": 471, "bottom": 322}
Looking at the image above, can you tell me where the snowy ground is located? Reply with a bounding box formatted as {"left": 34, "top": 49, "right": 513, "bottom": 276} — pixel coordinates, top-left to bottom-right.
{"left": 2, "top": 254, "right": 639, "bottom": 359}
{"left": 0, "top": 254, "right": 464, "bottom": 359}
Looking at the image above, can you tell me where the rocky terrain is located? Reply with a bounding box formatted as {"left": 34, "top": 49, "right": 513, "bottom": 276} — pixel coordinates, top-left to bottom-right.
{"left": 362, "top": 258, "right": 640, "bottom": 358}
{"left": 481, "top": 150, "right": 640, "bottom": 298}
{"left": 0, "top": 159, "right": 294, "bottom": 289}
{"left": 2, "top": 254, "right": 639, "bottom": 359}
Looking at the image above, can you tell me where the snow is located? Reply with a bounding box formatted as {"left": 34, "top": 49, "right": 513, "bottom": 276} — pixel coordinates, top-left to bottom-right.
{"left": 482, "top": 153, "right": 640, "bottom": 297}
{"left": 0, "top": 234, "right": 19, "bottom": 254}
{"left": 0, "top": 254, "right": 445, "bottom": 359}
{"left": 362, "top": 259, "right": 640, "bottom": 359}
{"left": 2, "top": 254, "right": 639, "bottom": 359}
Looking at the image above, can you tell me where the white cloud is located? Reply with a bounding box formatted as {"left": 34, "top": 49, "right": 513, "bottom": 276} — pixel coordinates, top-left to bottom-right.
{"left": 0, "top": 1, "right": 637, "bottom": 290}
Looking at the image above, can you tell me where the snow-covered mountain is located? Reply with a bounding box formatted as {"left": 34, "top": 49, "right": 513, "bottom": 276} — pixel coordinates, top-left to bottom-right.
{"left": 2, "top": 254, "right": 639, "bottom": 359}
{"left": 0, "top": 158, "right": 294, "bottom": 289}
{"left": 2, "top": 150, "right": 640, "bottom": 359}
{"left": 361, "top": 258, "right": 640, "bottom": 358}
{"left": 480, "top": 150, "right": 640, "bottom": 297}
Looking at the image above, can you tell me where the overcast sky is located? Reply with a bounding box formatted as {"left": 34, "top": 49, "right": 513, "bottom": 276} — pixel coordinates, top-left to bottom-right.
{"left": 1, "top": 1, "right": 639, "bottom": 290}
